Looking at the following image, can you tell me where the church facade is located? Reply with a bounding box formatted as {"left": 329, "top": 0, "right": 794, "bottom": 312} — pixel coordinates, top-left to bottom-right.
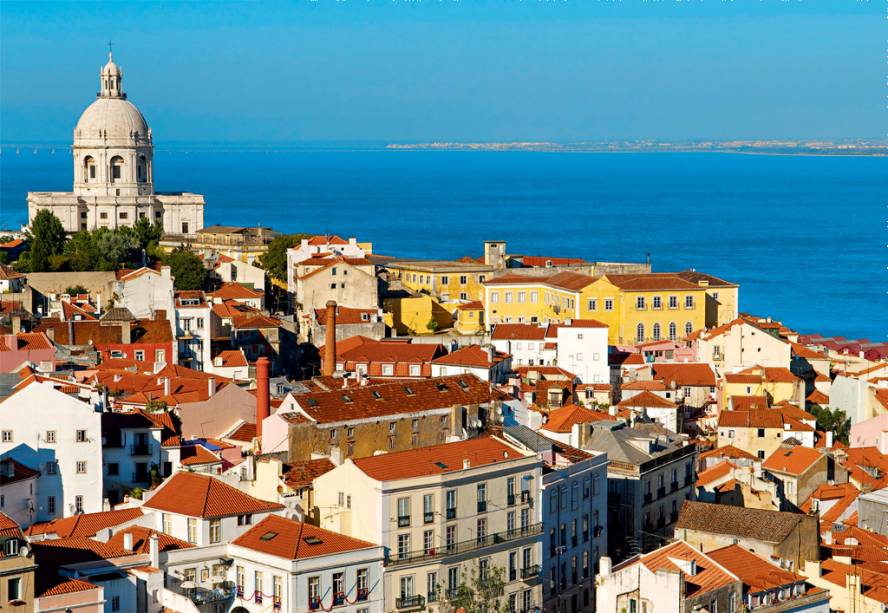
{"left": 27, "top": 52, "right": 205, "bottom": 235}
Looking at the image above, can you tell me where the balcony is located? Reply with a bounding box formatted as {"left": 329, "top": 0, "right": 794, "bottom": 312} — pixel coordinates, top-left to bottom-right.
{"left": 131, "top": 471, "right": 150, "bottom": 484}
{"left": 446, "top": 507, "right": 456, "bottom": 520}
{"left": 670, "top": 481, "right": 679, "bottom": 493}
{"left": 424, "top": 512, "right": 434, "bottom": 524}
{"left": 477, "top": 500, "right": 487, "bottom": 513}
{"left": 521, "top": 565, "right": 540, "bottom": 580}
{"left": 273, "top": 598, "right": 282, "bottom": 611}
{"left": 309, "top": 597, "right": 321, "bottom": 611}
{"left": 507, "top": 493, "right": 516, "bottom": 506}
{"left": 356, "top": 589, "right": 369, "bottom": 602}
{"left": 398, "top": 515, "right": 411, "bottom": 528}
{"left": 165, "top": 577, "right": 235, "bottom": 608}
{"left": 643, "top": 492, "right": 653, "bottom": 505}
{"left": 657, "top": 486, "right": 666, "bottom": 499}
{"left": 386, "top": 522, "right": 543, "bottom": 567}
{"left": 130, "top": 443, "right": 151, "bottom": 456}
{"left": 333, "top": 592, "right": 345, "bottom": 606}
{"left": 594, "top": 525, "right": 604, "bottom": 538}
{"left": 396, "top": 595, "right": 426, "bottom": 611}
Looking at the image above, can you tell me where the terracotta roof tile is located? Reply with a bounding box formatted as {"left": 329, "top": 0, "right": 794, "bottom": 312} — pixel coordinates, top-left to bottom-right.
{"left": 696, "top": 461, "right": 735, "bottom": 487}
{"left": 26, "top": 507, "right": 143, "bottom": 538}
{"left": 315, "top": 306, "right": 379, "bottom": 325}
{"left": 638, "top": 540, "right": 736, "bottom": 597}
{"left": 490, "top": 324, "right": 548, "bottom": 341}
{"left": 651, "top": 363, "right": 716, "bottom": 387}
{"left": 617, "top": 390, "right": 677, "bottom": 409}
{"left": 707, "top": 545, "right": 808, "bottom": 592}
{"left": 762, "top": 445, "right": 822, "bottom": 476}
{"left": 431, "top": 345, "right": 509, "bottom": 368}
{"left": 353, "top": 436, "right": 527, "bottom": 481}
{"left": 283, "top": 458, "right": 336, "bottom": 489}
{"left": 144, "top": 472, "right": 283, "bottom": 518}
{"left": 676, "top": 500, "right": 807, "bottom": 543}
{"left": 107, "top": 526, "right": 193, "bottom": 554}
{"left": 227, "top": 422, "right": 257, "bottom": 442}
{"left": 542, "top": 404, "right": 609, "bottom": 433}
{"left": 233, "top": 514, "right": 378, "bottom": 559}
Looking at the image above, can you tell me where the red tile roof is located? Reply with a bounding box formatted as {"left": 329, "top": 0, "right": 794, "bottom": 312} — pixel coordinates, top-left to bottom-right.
{"left": 638, "top": 540, "right": 736, "bottom": 597}
{"left": 484, "top": 271, "right": 593, "bottom": 292}
{"left": 605, "top": 273, "right": 702, "bottom": 292}
{"left": 840, "top": 446, "right": 888, "bottom": 490}
{"left": 292, "top": 374, "right": 495, "bottom": 424}
{"left": 620, "top": 380, "right": 667, "bottom": 392}
{"left": 331, "top": 337, "right": 445, "bottom": 364}
{"left": 144, "top": 472, "right": 283, "bottom": 518}
{"left": 707, "top": 545, "right": 809, "bottom": 592}
{"left": 283, "top": 458, "right": 337, "bottom": 490}
{"left": 227, "top": 422, "right": 257, "bottom": 442}
{"left": 107, "top": 526, "right": 193, "bottom": 554}
{"left": 315, "top": 306, "right": 379, "bottom": 325}
{"left": 233, "top": 514, "right": 377, "bottom": 560}
{"left": 718, "top": 409, "right": 783, "bottom": 429}
{"left": 696, "top": 461, "right": 735, "bottom": 487}
{"left": 213, "top": 349, "right": 249, "bottom": 368}
{"left": 353, "top": 436, "right": 526, "bottom": 481}
{"left": 730, "top": 396, "right": 770, "bottom": 411}
{"left": 490, "top": 324, "right": 547, "bottom": 341}
{"left": 431, "top": 345, "right": 509, "bottom": 368}
{"left": 542, "top": 404, "right": 609, "bottom": 433}
{"left": 762, "top": 445, "right": 822, "bottom": 476}
{"left": 806, "top": 389, "right": 829, "bottom": 405}
{"left": 37, "top": 575, "right": 100, "bottom": 598}
{"left": 25, "top": 507, "right": 143, "bottom": 538}
{"left": 208, "top": 282, "right": 263, "bottom": 300}
{"left": 651, "top": 363, "right": 716, "bottom": 387}
{"left": 456, "top": 301, "right": 484, "bottom": 311}
{"left": 29, "top": 537, "right": 133, "bottom": 565}
{"left": 698, "top": 445, "right": 756, "bottom": 462}
{"left": 179, "top": 443, "right": 222, "bottom": 466}
{"left": 617, "top": 390, "right": 677, "bottom": 409}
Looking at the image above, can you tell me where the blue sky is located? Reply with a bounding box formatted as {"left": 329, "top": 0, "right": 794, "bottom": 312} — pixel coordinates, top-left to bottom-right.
{"left": 1, "top": 0, "right": 883, "bottom": 143}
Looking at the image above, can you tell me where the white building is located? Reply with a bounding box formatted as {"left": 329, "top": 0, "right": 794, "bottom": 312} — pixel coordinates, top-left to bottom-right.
{"left": 227, "top": 514, "right": 385, "bottom": 613}
{"left": 554, "top": 320, "right": 609, "bottom": 385}
{"left": 0, "top": 458, "right": 39, "bottom": 528}
{"left": 27, "top": 52, "right": 204, "bottom": 235}
{"left": 174, "top": 291, "right": 213, "bottom": 370}
{"left": 0, "top": 380, "right": 103, "bottom": 521}
{"left": 490, "top": 321, "right": 608, "bottom": 383}
{"left": 287, "top": 235, "right": 368, "bottom": 296}
{"left": 314, "top": 437, "right": 544, "bottom": 613}
{"left": 504, "top": 426, "right": 608, "bottom": 613}
{"left": 115, "top": 266, "right": 176, "bottom": 321}
{"left": 695, "top": 319, "right": 791, "bottom": 374}
{"left": 430, "top": 345, "right": 513, "bottom": 384}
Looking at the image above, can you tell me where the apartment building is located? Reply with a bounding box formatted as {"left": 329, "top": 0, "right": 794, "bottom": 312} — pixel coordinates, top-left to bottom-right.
{"left": 174, "top": 290, "right": 213, "bottom": 370}
{"left": 314, "top": 437, "right": 544, "bottom": 613}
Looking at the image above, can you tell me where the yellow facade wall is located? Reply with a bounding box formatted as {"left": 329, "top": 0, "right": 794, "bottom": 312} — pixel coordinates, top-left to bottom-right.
{"left": 483, "top": 283, "right": 578, "bottom": 328}
{"left": 384, "top": 295, "right": 453, "bottom": 335}
{"left": 391, "top": 266, "right": 490, "bottom": 302}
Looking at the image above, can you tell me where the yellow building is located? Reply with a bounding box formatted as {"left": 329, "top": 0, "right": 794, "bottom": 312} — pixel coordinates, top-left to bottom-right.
{"left": 724, "top": 366, "right": 803, "bottom": 406}
{"left": 578, "top": 274, "right": 708, "bottom": 345}
{"left": 453, "top": 301, "right": 485, "bottom": 334}
{"left": 483, "top": 272, "right": 589, "bottom": 328}
{"left": 387, "top": 259, "right": 496, "bottom": 303}
{"left": 385, "top": 295, "right": 453, "bottom": 335}
{"left": 674, "top": 270, "right": 739, "bottom": 328}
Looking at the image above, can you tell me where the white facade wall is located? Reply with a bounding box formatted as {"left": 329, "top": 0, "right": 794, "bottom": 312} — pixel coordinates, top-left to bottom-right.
{"left": 556, "top": 326, "right": 608, "bottom": 384}
{"left": 116, "top": 268, "right": 175, "bottom": 321}
{"left": 0, "top": 474, "right": 37, "bottom": 528}
{"left": 0, "top": 382, "right": 103, "bottom": 521}
{"left": 174, "top": 304, "right": 213, "bottom": 371}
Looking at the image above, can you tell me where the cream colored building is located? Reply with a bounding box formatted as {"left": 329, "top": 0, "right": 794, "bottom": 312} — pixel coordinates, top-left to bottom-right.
{"left": 695, "top": 318, "right": 791, "bottom": 374}
{"left": 314, "top": 437, "right": 544, "bottom": 613}
{"left": 28, "top": 52, "right": 204, "bottom": 234}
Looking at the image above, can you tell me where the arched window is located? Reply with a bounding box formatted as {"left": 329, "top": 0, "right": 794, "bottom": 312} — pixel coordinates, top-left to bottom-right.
{"left": 668, "top": 322, "right": 677, "bottom": 341}
{"left": 636, "top": 323, "right": 645, "bottom": 343}
{"left": 110, "top": 156, "right": 124, "bottom": 182}
{"left": 685, "top": 322, "right": 693, "bottom": 337}
{"left": 652, "top": 323, "right": 661, "bottom": 341}
{"left": 83, "top": 156, "right": 96, "bottom": 182}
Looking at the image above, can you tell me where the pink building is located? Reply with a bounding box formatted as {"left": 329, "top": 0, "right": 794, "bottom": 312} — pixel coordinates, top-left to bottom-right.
{"left": 0, "top": 332, "right": 55, "bottom": 373}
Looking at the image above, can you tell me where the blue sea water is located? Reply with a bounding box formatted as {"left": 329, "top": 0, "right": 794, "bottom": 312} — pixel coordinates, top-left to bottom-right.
{"left": 1, "top": 146, "right": 885, "bottom": 341}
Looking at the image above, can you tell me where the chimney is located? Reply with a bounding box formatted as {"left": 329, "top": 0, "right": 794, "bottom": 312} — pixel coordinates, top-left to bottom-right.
{"left": 120, "top": 322, "right": 131, "bottom": 345}
{"left": 323, "top": 301, "right": 337, "bottom": 377}
{"left": 162, "top": 377, "right": 171, "bottom": 397}
{"left": 208, "top": 377, "right": 217, "bottom": 397}
{"left": 122, "top": 531, "right": 133, "bottom": 551}
{"left": 11, "top": 315, "right": 21, "bottom": 336}
{"left": 599, "top": 556, "right": 612, "bottom": 576}
{"left": 149, "top": 531, "right": 159, "bottom": 568}
{"left": 67, "top": 319, "right": 75, "bottom": 344}
{"left": 256, "top": 356, "right": 271, "bottom": 439}
{"left": 826, "top": 431, "right": 834, "bottom": 449}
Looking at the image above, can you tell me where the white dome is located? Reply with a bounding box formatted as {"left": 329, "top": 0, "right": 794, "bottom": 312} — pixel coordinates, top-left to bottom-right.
{"left": 74, "top": 97, "right": 150, "bottom": 143}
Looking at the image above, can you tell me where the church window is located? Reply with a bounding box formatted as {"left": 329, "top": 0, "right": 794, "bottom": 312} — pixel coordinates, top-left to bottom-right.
{"left": 119, "top": 212, "right": 128, "bottom": 220}
{"left": 100, "top": 212, "right": 108, "bottom": 220}
{"left": 110, "top": 156, "right": 124, "bottom": 181}
{"left": 84, "top": 156, "right": 96, "bottom": 181}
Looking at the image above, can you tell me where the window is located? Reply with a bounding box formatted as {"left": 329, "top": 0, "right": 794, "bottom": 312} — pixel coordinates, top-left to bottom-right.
{"left": 685, "top": 322, "right": 693, "bottom": 337}
{"left": 636, "top": 296, "right": 646, "bottom": 310}
{"left": 757, "top": 450, "right": 766, "bottom": 459}
{"left": 424, "top": 494, "right": 434, "bottom": 523}
{"left": 47, "top": 496, "right": 56, "bottom": 515}
{"left": 187, "top": 518, "right": 197, "bottom": 543}
{"left": 76, "top": 429, "right": 88, "bottom": 442}
{"left": 8, "top": 577, "right": 21, "bottom": 601}
{"left": 531, "top": 291, "right": 538, "bottom": 303}
{"left": 652, "top": 323, "right": 661, "bottom": 341}
{"left": 604, "top": 298, "right": 614, "bottom": 311}
{"left": 357, "top": 568, "right": 368, "bottom": 596}
{"left": 424, "top": 530, "right": 434, "bottom": 554}
{"left": 273, "top": 575, "right": 282, "bottom": 606}
{"left": 669, "top": 295, "right": 678, "bottom": 309}
{"left": 398, "top": 533, "right": 410, "bottom": 559}
{"left": 5, "top": 539, "right": 19, "bottom": 556}
{"left": 757, "top": 428, "right": 765, "bottom": 438}
{"left": 75, "top": 495, "right": 83, "bottom": 514}
{"left": 111, "top": 596, "right": 120, "bottom": 612}
{"left": 517, "top": 291, "right": 526, "bottom": 303}
{"left": 76, "top": 461, "right": 87, "bottom": 474}
{"left": 209, "top": 518, "right": 221, "bottom": 543}
{"left": 685, "top": 295, "right": 695, "bottom": 309}
{"left": 668, "top": 322, "right": 677, "bottom": 340}
{"left": 163, "top": 513, "right": 172, "bottom": 534}
{"left": 398, "top": 497, "right": 411, "bottom": 526}
{"left": 254, "top": 571, "right": 263, "bottom": 603}
{"left": 459, "top": 275, "right": 467, "bottom": 285}
{"left": 636, "top": 323, "right": 645, "bottom": 342}
{"left": 1, "top": 430, "right": 11, "bottom": 443}
{"left": 477, "top": 483, "right": 487, "bottom": 512}
{"left": 491, "top": 292, "right": 499, "bottom": 304}
{"left": 448, "top": 567, "right": 459, "bottom": 592}
{"left": 409, "top": 364, "right": 421, "bottom": 377}
{"left": 652, "top": 296, "right": 662, "bottom": 310}
{"left": 47, "top": 461, "right": 58, "bottom": 475}
{"left": 427, "top": 571, "right": 438, "bottom": 602}
{"left": 477, "top": 517, "right": 487, "bottom": 544}
{"left": 400, "top": 575, "right": 414, "bottom": 600}
{"left": 505, "top": 292, "right": 513, "bottom": 303}
{"left": 100, "top": 212, "right": 109, "bottom": 220}
{"left": 119, "top": 211, "right": 128, "bottom": 220}
{"left": 446, "top": 525, "right": 456, "bottom": 550}
{"left": 446, "top": 489, "right": 457, "bottom": 518}
{"left": 107, "top": 462, "right": 119, "bottom": 476}
{"left": 333, "top": 571, "right": 344, "bottom": 600}
{"left": 382, "top": 363, "right": 394, "bottom": 376}
{"left": 587, "top": 298, "right": 597, "bottom": 311}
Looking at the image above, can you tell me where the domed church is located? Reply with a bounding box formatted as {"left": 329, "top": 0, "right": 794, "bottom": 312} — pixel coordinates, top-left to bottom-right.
{"left": 27, "top": 52, "right": 205, "bottom": 234}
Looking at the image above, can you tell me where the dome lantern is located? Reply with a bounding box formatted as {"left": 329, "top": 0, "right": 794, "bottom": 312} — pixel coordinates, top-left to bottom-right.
{"left": 99, "top": 50, "right": 124, "bottom": 99}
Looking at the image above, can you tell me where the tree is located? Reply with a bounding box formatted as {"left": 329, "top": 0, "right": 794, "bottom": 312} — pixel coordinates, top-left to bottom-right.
{"left": 95, "top": 228, "right": 139, "bottom": 268}
{"left": 427, "top": 318, "right": 440, "bottom": 332}
{"left": 63, "top": 231, "right": 100, "bottom": 271}
{"left": 437, "top": 562, "right": 509, "bottom": 613}
{"left": 810, "top": 404, "right": 851, "bottom": 445}
{"left": 258, "top": 233, "right": 311, "bottom": 282}
{"left": 21, "top": 210, "right": 66, "bottom": 272}
{"left": 65, "top": 285, "right": 89, "bottom": 296}
{"left": 163, "top": 248, "right": 207, "bottom": 290}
